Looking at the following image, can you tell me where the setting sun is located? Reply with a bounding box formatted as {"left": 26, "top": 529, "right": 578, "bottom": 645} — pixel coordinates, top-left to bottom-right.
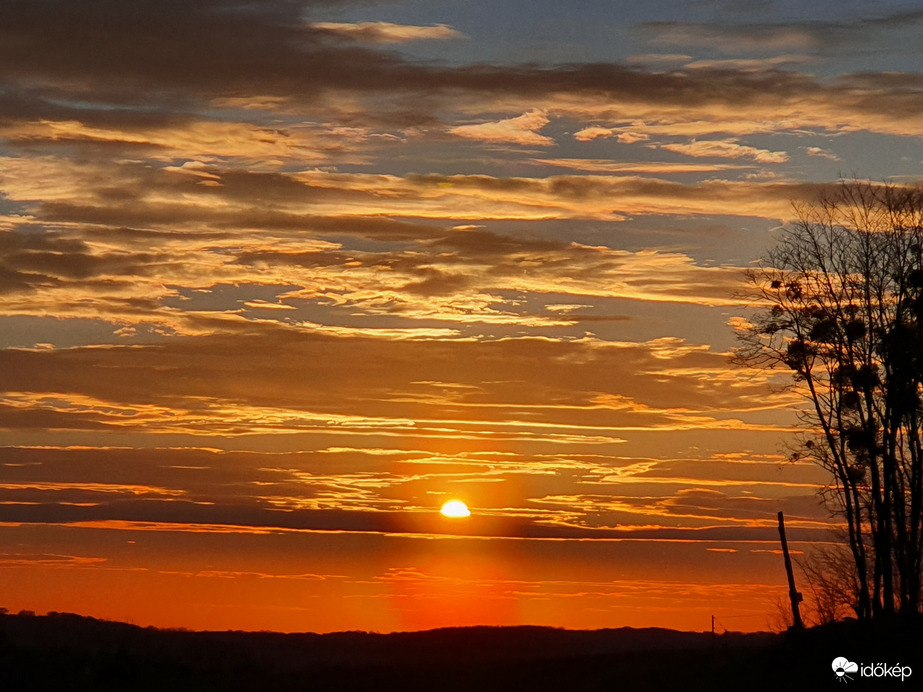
{"left": 440, "top": 500, "right": 471, "bottom": 518}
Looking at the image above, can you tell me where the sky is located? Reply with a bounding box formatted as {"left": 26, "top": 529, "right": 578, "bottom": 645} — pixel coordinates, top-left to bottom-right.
{"left": 1, "top": 0, "right": 922, "bottom": 634}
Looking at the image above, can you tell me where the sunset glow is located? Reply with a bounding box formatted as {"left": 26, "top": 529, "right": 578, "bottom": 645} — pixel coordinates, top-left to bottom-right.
{"left": 1, "top": 0, "right": 921, "bottom": 636}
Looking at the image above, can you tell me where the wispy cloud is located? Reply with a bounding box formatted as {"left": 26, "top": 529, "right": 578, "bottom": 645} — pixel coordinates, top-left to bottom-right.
{"left": 805, "top": 146, "right": 841, "bottom": 161}
{"left": 658, "top": 139, "right": 789, "bottom": 163}
{"left": 531, "top": 158, "right": 747, "bottom": 174}
{"left": 310, "top": 21, "right": 465, "bottom": 44}
{"left": 450, "top": 110, "right": 553, "bottom": 146}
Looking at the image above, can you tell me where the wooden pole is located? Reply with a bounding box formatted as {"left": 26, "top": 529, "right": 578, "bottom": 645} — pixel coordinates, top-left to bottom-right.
{"left": 777, "top": 511, "right": 804, "bottom": 629}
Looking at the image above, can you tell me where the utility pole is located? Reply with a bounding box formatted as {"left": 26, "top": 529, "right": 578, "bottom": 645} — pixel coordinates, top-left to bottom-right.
{"left": 777, "top": 511, "right": 804, "bottom": 629}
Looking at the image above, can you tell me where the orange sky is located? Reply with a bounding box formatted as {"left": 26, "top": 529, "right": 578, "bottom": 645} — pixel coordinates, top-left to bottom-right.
{"left": 2, "top": 0, "right": 922, "bottom": 634}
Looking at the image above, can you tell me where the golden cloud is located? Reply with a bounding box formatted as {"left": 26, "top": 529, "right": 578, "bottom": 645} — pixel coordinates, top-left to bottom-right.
{"left": 310, "top": 22, "right": 465, "bottom": 44}
{"left": 450, "top": 110, "right": 554, "bottom": 147}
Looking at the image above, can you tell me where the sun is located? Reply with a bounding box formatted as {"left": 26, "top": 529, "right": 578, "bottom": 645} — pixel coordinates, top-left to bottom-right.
{"left": 439, "top": 500, "right": 471, "bottom": 518}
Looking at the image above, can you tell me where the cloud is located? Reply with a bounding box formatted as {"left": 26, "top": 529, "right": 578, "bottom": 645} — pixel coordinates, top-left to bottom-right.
{"left": 642, "top": 22, "right": 822, "bottom": 52}
{"left": 640, "top": 11, "right": 923, "bottom": 65}
{"left": 617, "top": 131, "right": 650, "bottom": 144}
{"left": 286, "top": 169, "right": 820, "bottom": 220}
{"left": 0, "top": 148, "right": 832, "bottom": 352}
{"left": 0, "top": 553, "right": 106, "bottom": 568}
{"left": 450, "top": 110, "right": 554, "bottom": 146}
{"left": 1, "top": 0, "right": 490, "bottom": 103}
{"left": 0, "top": 156, "right": 827, "bottom": 230}
{"left": 684, "top": 56, "right": 814, "bottom": 71}
{"left": 3, "top": 7, "right": 923, "bottom": 154}
{"left": 531, "top": 159, "right": 746, "bottom": 174}
{"left": 572, "top": 127, "right": 650, "bottom": 144}
{"left": 0, "top": 437, "right": 827, "bottom": 545}
{"left": 658, "top": 139, "right": 789, "bottom": 163}
{"left": 0, "top": 0, "right": 920, "bottom": 153}
{"left": 310, "top": 22, "right": 465, "bottom": 44}
{"left": 805, "top": 146, "right": 840, "bottom": 161}
{"left": 0, "top": 118, "right": 405, "bottom": 168}
{"left": 627, "top": 54, "right": 692, "bottom": 66}
{"left": 573, "top": 126, "right": 615, "bottom": 142}
{"left": 0, "top": 326, "right": 790, "bottom": 453}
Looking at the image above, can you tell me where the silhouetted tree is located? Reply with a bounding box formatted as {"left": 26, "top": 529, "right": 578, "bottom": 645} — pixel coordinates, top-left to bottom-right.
{"left": 736, "top": 180, "right": 923, "bottom": 620}
{"left": 796, "top": 541, "right": 863, "bottom": 624}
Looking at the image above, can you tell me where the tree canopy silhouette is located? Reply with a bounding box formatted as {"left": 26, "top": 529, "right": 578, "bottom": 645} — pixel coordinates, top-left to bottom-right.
{"left": 736, "top": 180, "right": 923, "bottom": 620}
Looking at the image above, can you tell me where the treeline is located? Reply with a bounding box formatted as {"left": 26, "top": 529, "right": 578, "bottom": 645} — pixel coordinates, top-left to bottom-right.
{"left": 2, "top": 609, "right": 921, "bottom": 691}
{"left": 0, "top": 610, "right": 771, "bottom": 691}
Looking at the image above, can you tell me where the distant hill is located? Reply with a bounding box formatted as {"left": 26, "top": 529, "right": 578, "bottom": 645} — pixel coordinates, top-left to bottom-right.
{"left": 0, "top": 610, "right": 919, "bottom": 691}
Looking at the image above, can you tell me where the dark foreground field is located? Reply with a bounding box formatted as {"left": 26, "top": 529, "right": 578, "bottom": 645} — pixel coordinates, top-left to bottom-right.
{"left": 1, "top": 611, "right": 920, "bottom": 691}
